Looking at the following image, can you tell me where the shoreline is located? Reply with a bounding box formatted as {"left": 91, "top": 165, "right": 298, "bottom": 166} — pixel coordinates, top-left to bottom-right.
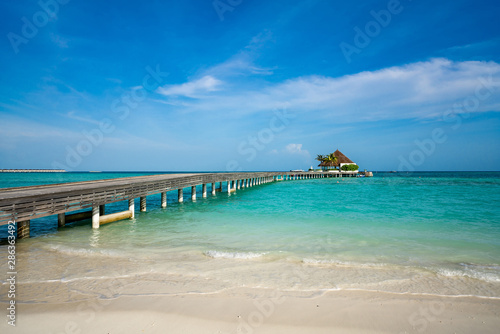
{"left": 2, "top": 288, "right": 499, "bottom": 333}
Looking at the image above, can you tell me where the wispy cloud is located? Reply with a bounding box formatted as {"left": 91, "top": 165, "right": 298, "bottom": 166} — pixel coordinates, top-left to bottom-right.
{"left": 50, "top": 33, "right": 69, "bottom": 48}
{"left": 154, "top": 58, "right": 500, "bottom": 122}
{"left": 284, "top": 143, "right": 309, "bottom": 156}
{"left": 0, "top": 116, "right": 80, "bottom": 140}
{"left": 157, "top": 75, "right": 223, "bottom": 98}
{"left": 61, "top": 111, "right": 101, "bottom": 125}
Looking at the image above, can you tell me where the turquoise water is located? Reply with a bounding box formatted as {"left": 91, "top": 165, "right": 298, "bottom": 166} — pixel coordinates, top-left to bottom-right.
{"left": 1, "top": 171, "right": 500, "bottom": 299}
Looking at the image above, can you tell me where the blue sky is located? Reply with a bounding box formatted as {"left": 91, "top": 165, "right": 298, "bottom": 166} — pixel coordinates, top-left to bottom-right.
{"left": 1, "top": 0, "right": 499, "bottom": 171}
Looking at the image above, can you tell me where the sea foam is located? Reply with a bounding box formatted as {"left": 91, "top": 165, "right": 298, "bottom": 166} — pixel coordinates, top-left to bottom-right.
{"left": 204, "top": 250, "right": 265, "bottom": 259}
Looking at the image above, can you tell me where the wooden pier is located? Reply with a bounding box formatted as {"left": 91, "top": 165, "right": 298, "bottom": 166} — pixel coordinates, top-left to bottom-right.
{"left": 0, "top": 171, "right": 359, "bottom": 238}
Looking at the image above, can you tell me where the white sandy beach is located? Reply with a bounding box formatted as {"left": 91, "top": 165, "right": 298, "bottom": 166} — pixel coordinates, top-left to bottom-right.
{"left": 2, "top": 287, "right": 499, "bottom": 334}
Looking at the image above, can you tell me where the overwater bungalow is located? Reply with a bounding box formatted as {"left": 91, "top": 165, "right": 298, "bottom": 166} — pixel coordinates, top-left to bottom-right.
{"left": 317, "top": 149, "right": 358, "bottom": 173}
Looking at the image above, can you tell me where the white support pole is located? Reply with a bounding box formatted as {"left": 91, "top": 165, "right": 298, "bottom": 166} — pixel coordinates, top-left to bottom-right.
{"left": 191, "top": 186, "right": 196, "bottom": 201}
{"left": 237, "top": 180, "right": 241, "bottom": 190}
{"left": 161, "top": 192, "right": 167, "bottom": 208}
{"left": 227, "top": 181, "right": 231, "bottom": 193}
{"left": 202, "top": 184, "right": 207, "bottom": 198}
{"left": 128, "top": 198, "right": 135, "bottom": 218}
{"left": 212, "top": 182, "right": 216, "bottom": 195}
{"left": 92, "top": 206, "right": 100, "bottom": 229}
{"left": 58, "top": 213, "right": 66, "bottom": 227}
{"left": 233, "top": 180, "right": 237, "bottom": 191}
{"left": 140, "top": 197, "right": 146, "bottom": 212}
{"left": 178, "top": 189, "right": 183, "bottom": 202}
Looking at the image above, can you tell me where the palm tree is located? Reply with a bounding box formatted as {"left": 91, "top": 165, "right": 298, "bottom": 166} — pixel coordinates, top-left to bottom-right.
{"left": 315, "top": 154, "right": 325, "bottom": 162}
{"left": 325, "top": 153, "right": 338, "bottom": 165}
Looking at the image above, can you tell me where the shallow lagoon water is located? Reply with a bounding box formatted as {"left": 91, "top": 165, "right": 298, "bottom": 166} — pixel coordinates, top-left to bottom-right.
{"left": 1, "top": 171, "right": 499, "bottom": 301}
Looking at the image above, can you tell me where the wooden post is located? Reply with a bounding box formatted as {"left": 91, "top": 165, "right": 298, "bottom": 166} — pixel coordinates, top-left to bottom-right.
{"left": 128, "top": 198, "right": 135, "bottom": 218}
{"left": 17, "top": 220, "right": 30, "bottom": 238}
{"left": 161, "top": 192, "right": 167, "bottom": 208}
{"left": 191, "top": 186, "right": 196, "bottom": 201}
{"left": 212, "top": 183, "right": 216, "bottom": 195}
{"left": 140, "top": 197, "right": 146, "bottom": 212}
{"left": 58, "top": 213, "right": 65, "bottom": 227}
{"left": 202, "top": 184, "right": 207, "bottom": 198}
{"left": 178, "top": 189, "right": 183, "bottom": 202}
{"left": 92, "top": 206, "right": 100, "bottom": 229}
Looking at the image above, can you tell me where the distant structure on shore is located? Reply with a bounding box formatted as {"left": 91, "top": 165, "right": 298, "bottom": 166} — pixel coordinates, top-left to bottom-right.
{"left": 0, "top": 169, "right": 66, "bottom": 173}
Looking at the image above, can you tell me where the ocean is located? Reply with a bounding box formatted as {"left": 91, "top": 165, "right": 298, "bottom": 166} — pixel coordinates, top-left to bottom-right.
{"left": 1, "top": 171, "right": 499, "bottom": 302}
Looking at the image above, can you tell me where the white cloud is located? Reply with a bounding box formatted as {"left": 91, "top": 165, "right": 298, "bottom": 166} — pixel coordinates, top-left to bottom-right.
{"left": 50, "top": 33, "right": 69, "bottom": 48}
{"left": 155, "top": 58, "right": 500, "bottom": 123}
{"left": 157, "top": 75, "right": 223, "bottom": 98}
{"left": 285, "top": 143, "right": 309, "bottom": 156}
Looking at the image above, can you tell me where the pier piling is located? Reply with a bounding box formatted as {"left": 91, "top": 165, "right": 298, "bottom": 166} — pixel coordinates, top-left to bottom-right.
{"left": 17, "top": 220, "right": 30, "bottom": 238}
{"left": 140, "top": 197, "right": 146, "bottom": 212}
{"left": 191, "top": 186, "right": 196, "bottom": 201}
{"left": 58, "top": 213, "right": 65, "bottom": 227}
{"left": 128, "top": 199, "right": 135, "bottom": 218}
{"left": 161, "top": 192, "right": 167, "bottom": 208}
{"left": 92, "top": 206, "right": 100, "bottom": 229}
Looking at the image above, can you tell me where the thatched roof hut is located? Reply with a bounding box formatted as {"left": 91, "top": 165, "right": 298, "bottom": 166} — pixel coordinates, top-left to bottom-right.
{"left": 318, "top": 149, "right": 354, "bottom": 167}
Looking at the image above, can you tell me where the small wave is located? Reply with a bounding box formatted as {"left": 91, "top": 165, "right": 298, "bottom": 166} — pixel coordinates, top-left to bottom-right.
{"left": 437, "top": 268, "right": 500, "bottom": 283}
{"left": 45, "top": 244, "right": 124, "bottom": 258}
{"left": 204, "top": 250, "right": 265, "bottom": 260}
{"left": 302, "top": 258, "right": 389, "bottom": 268}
